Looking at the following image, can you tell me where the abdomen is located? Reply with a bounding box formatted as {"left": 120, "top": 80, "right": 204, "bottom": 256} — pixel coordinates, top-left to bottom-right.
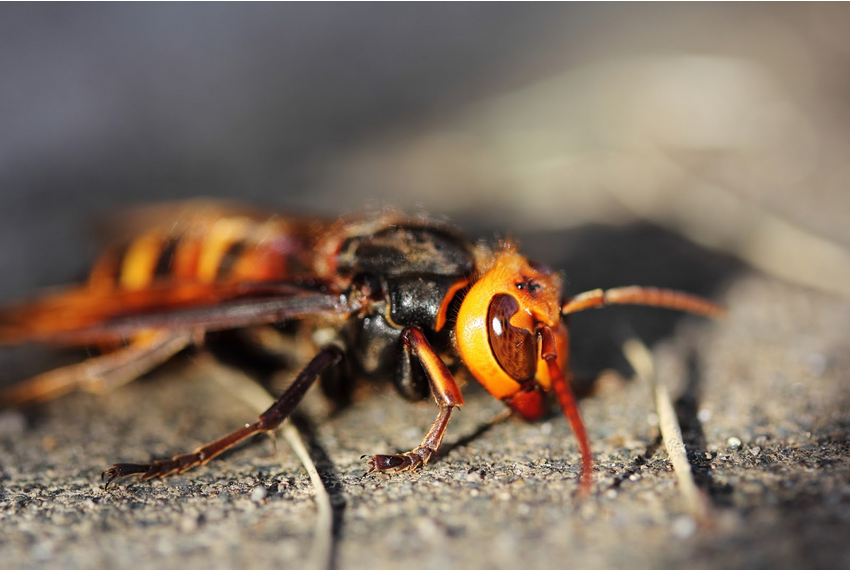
{"left": 88, "top": 209, "right": 325, "bottom": 292}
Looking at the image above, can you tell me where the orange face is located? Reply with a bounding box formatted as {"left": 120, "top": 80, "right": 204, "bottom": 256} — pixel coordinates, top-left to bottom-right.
{"left": 455, "top": 246, "right": 568, "bottom": 406}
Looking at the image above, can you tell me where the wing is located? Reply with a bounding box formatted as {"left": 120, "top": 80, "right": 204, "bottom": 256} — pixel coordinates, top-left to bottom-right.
{"left": 0, "top": 280, "right": 352, "bottom": 345}
{"left": 90, "top": 199, "right": 321, "bottom": 244}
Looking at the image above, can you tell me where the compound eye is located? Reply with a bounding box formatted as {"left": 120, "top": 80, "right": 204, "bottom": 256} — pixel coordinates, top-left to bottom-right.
{"left": 487, "top": 293, "right": 537, "bottom": 383}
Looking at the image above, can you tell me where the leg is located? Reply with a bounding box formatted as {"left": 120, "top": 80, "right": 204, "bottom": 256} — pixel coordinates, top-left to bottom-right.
{"left": 102, "top": 344, "right": 343, "bottom": 487}
{"left": 0, "top": 330, "right": 194, "bottom": 407}
{"left": 365, "top": 326, "right": 464, "bottom": 473}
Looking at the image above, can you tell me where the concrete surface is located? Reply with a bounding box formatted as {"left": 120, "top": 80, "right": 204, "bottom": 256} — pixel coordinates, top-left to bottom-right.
{"left": 1, "top": 5, "right": 849, "bottom": 570}
{"left": 1, "top": 226, "right": 848, "bottom": 570}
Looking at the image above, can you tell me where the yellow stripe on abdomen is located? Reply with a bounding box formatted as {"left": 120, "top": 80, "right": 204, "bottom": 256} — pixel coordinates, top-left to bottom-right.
{"left": 196, "top": 218, "right": 252, "bottom": 283}
{"left": 119, "top": 230, "right": 165, "bottom": 290}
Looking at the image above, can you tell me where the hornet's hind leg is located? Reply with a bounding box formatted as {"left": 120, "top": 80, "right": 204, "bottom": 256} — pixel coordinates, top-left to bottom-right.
{"left": 0, "top": 330, "right": 195, "bottom": 407}
{"left": 102, "top": 344, "right": 343, "bottom": 487}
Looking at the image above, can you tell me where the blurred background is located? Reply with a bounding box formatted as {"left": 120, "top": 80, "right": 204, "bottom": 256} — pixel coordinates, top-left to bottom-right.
{"left": 1, "top": 3, "right": 849, "bottom": 301}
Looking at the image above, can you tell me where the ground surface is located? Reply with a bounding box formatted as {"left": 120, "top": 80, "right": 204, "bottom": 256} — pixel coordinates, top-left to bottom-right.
{"left": 1, "top": 227, "right": 848, "bottom": 570}
{"left": 1, "top": 5, "right": 849, "bottom": 570}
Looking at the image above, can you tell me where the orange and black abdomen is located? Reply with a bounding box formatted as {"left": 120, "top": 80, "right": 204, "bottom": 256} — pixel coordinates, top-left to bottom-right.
{"left": 88, "top": 214, "right": 325, "bottom": 293}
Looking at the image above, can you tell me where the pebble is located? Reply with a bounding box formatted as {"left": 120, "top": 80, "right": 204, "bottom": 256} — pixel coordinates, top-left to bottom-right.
{"left": 180, "top": 514, "right": 199, "bottom": 533}
{"left": 466, "top": 470, "right": 484, "bottom": 482}
{"left": 672, "top": 515, "right": 696, "bottom": 538}
{"left": 250, "top": 485, "right": 268, "bottom": 503}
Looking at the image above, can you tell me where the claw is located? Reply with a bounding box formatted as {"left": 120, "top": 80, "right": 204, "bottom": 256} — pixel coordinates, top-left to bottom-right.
{"left": 102, "top": 463, "right": 150, "bottom": 489}
{"left": 362, "top": 449, "right": 431, "bottom": 474}
{"left": 101, "top": 453, "right": 205, "bottom": 488}
{"left": 102, "top": 468, "right": 115, "bottom": 488}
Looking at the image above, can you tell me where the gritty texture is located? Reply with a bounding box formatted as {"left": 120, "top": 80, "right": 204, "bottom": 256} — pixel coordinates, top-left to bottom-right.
{"left": 1, "top": 241, "right": 849, "bottom": 570}
{"left": 1, "top": 5, "right": 849, "bottom": 570}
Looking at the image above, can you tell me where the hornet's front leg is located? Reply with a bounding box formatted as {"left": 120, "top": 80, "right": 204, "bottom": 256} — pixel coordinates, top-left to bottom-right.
{"left": 364, "top": 326, "right": 464, "bottom": 473}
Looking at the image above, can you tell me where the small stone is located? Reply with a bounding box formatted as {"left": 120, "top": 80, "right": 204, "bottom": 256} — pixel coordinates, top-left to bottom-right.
{"left": 180, "top": 514, "right": 199, "bottom": 533}
{"left": 250, "top": 485, "right": 268, "bottom": 503}
{"left": 672, "top": 515, "right": 696, "bottom": 538}
{"left": 155, "top": 538, "right": 175, "bottom": 556}
{"left": 416, "top": 518, "right": 443, "bottom": 542}
{"left": 466, "top": 470, "right": 483, "bottom": 482}
{"left": 727, "top": 437, "right": 742, "bottom": 449}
